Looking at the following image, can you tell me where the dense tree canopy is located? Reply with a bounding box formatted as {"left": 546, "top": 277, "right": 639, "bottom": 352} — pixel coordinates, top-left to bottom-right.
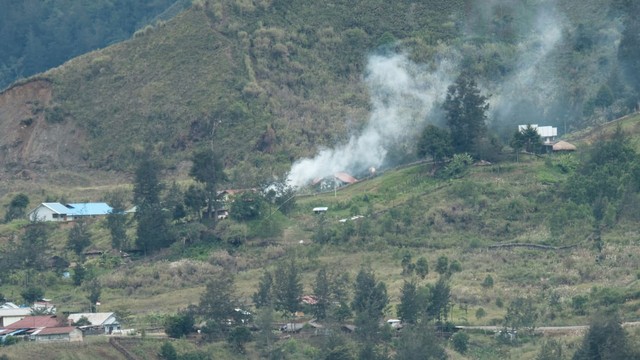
{"left": 444, "top": 72, "right": 489, "bottom": 155}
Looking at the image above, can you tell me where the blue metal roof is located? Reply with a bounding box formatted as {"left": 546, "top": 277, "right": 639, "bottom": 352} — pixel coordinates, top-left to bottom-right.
{"left": 66, "top": 203, "right": 113, "bottom": 216}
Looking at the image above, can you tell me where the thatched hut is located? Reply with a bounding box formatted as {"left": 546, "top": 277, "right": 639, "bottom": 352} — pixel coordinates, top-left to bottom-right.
{"left": 552, "top": 141, "right": 577, "bottom": 152}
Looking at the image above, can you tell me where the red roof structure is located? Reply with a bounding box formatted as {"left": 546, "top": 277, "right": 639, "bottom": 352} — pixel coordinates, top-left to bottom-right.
{"left": 6, "top": 315, "right": 59, "bottom": 329}
{"left": 35, "top": 326, "right": 77, "bottom": 335}
{"left": 334, "top": 172, "right": 357, "bottom": 184}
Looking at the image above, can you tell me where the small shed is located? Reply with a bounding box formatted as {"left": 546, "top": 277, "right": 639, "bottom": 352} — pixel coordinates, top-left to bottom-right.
{"left": 313, "top": 207, "right": 328, "bottom": 214}
{"left": 552, "top": 141, "right": 577, "bottom": 152}
{"left": 68, "top": 312, "right": 120, "bottom": 334}
{"left": 32, "top": 327, "right": 83, "bottom": 342}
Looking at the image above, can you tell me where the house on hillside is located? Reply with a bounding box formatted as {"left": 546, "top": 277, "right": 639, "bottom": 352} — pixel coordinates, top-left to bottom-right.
{"left": 518, "top": 124, "right": 558, "bottom": 144}
{"left": 67, "top": 312, "right": 120, "bottom": 334}
{"left": 0, "top": 308, "right": 33, "bottom": 327}
{"left": 28, "top": 202, "right": 113, "bottom": 222}
{"left": 2, "top": 315, "right": 83, "bottom": 343}
{"left": 32, "top": 326, "right": 83, "bottom": 342}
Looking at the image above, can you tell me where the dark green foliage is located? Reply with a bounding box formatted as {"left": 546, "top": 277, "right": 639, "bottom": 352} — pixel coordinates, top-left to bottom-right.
{"left": 198, "top": 273, "right": 236, "bottom": 339}
{"left": 17, "top": 221, "right": 49, "bottom": 270}
{"left": 184, "top": 185, "right": 206, "bottom": 221}
{"left": 426, "top": 277, "right": 451, "bottom": 323}
{"left": 4, "top": 193, "right": 29, "bottom": 223}
{"left": 482, "top": 275, "right": 494, "bottom": 288}
{"left": 105, "top": 190, "right": 128, "bottom": 251}
{"left": 451, "top": 331, "right": 470, "bottom": 354}
{"left": 395, "top": 320, "right": 447, "bottom": 360}
{"left": 536, "top": 339, "right": 564, "bottom": 360}
{"left": 435, "top": 256, "right": 449, "bottom": 275}
{"left": 72, "top": 263, "right": 86, "bottom": 286}
{"left": 313, "top": 267, "right": 330, "bottom": 320}
{"left": 84, "top": 278, "right": 101, "bottom": 312}
{"left": 227, "top": 326, "right": 252, "bottom": 353}
{"left": 230, "top": 192, "right": 264, "bottom": 221}
{"left": 417, "top": 125, "right": 452, "bottom": 167}
{"left": 164, "top": 310, "right": 195, "bottom": 338}
{"left": 444, "top": 72, "right": 489, "bottom": 155}
{"left": 253, "top": 271, "right": 273, "bottom": 308}
{"left": 67, "top": 220, "right": 91, "bottom": 257}
{"left": 73, "top": 316, "right": 92, "bottom": 326}
{"left": 503, "top": 297, "right": 538, "bottom": 334}
{"left": 159, "top": 341, "right": 178, "bottom": 360}
{"left": 572, "top": 312, "right": 637, "bottom": 360}
{"left": 565, "top": 126, "right": 640, "bottom": 232}
{"left": 352, "top": 268, "right": 388, "bottom": 342}
{"left": 21, "top": 285, "right": 43, "bottom": 303}
{"left": 415, "top": 257, "right": 428, "bottom": 279}
{"left": 440, "top": 153, "right": 474, "bottom": 179}
{"left": 0, "top": 0, "right": 178, "bottom": 89}
{"left": 397, "top": 280, "right": 419, "bottom": 325}
{"left": 133, "top": 156, "right": 173, "bottom": 253}
{"left": 190, "top": 149, "right": 227, "bottom": 222}
{"left": 511, "top": 125, "right": 542, "bottom": 154}
{"left": 273, "top": 258, "right": 303, "bottom": 315}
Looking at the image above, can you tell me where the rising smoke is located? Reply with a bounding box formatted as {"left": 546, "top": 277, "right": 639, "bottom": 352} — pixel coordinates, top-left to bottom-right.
{"left": 286, "top": 53, "right": 457, "bottom": 188}
{"left": 286, "top": 0, "right": 621, "bottom": 188}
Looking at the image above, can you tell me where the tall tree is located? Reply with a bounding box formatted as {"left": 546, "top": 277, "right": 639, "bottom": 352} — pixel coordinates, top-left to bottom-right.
{"left": 252, "top": 271, "right": 273, "bottom": 308}
{"left": 105, "top": 190, "right": 128, "bottom": 251}
{"left": 67, "top": 220, "right": 91, "bottom": 257}
{"left": 273, "top": 258, "right": 303, "bottom": 315}
{"left": 572, "top": 312, "right": 637, "bottom": 360}
{"left": 189, "top": 149, "right": 227, "bottom": 224}
{"left": 199, "top": 273, "right": 237, "bottom": 339}
{"left": 352, "top": 268, "right": 388, "bottom": 342}
{"left": 133, "top": 155, "right": 172, "bottom": 253}
{"left": 426, "top": 277, "right": 451, "bottom": 323}
{"left": 444, "top": 72, "right": 489, "bottom": 155}
{"left": 18, "top": 221, "right": 49, "bottom": 270}
{"left": 313, "top": 267, "right": 331, "bottom": 320}
{"left": 395, "top": 319, "right": 447, "bottom": 360}
{"left": 417, "top": 125, "right": 453, "bottom": 168}
{"left": 397, "top": 280, "right": 419, "bottom": 325}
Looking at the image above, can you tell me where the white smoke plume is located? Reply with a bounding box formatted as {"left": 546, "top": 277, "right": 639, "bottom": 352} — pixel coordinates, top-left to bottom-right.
{"left": 286, "top": 53, "right": 456, "bottom": 188}
{"left": 488, "top": 2, "right": 566, "bottom": 126}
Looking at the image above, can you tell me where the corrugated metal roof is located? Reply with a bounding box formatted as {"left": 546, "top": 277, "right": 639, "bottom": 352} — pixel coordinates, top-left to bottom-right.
{"left": 67, "top": 312, "right": 115, "bottom": 326}
{"left": 34, "top": 326, "right": 77, "bottom": 335}
{"left": 66, "top": 203, "right": 113, "bottom": 216}
{"left": 6, "top": 316, "right": 59, "bottom": 329}
{"left": 42, "top": 203, "right": 72, "bottom": 214}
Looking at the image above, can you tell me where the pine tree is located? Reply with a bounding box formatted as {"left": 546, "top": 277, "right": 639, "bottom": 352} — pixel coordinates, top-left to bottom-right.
{"left": 273, "top": 258, "right": 303, "bottom": 315}
{"left": 445, "top": 72, "right": 489, "bottom": 155}
{"left": 189, "top": 149, "right": 227, "bottom": 223}
{"left": 397, "top": 280, "right": 419, "bottom": 324}
{"left": 133, "top": 155, "right": 172, "bottom": 253}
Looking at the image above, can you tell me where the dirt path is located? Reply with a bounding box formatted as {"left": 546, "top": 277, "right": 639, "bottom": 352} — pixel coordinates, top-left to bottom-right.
{"left": 457, "top": 321, "right": 640, "bottom": 335}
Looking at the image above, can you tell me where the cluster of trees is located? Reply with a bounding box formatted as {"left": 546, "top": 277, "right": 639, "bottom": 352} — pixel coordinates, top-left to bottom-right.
{"left": 0, "top": 0, "right": 179, "bottom": 89}
{"left": 416, "top": 71, "right": 499, "bottom": 174}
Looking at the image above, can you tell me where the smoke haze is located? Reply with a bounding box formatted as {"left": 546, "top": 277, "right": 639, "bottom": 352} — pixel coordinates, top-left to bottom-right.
{"left": 286, "top": 54, "right": 456, "bottom": 188}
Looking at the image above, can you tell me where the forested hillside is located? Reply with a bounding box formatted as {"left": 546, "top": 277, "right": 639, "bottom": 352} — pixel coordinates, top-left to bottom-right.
{"left": 2, "top": 1, "right": 640, "bottom": 359}
{"left": 0, "top": 0, "right": 187, "bottom": 90}
{"left": 2, "top": 0, "right": 638, "bottom": 186}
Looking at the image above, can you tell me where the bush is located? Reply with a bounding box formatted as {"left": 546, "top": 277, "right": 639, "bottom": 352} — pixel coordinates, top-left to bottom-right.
{"left": 159, "top": 341, "right": 177, "bottom": 360}
{"left": 164, "top": 310, "right": 194, "bottom": 338}
{"left": 451, "top": 331, "right": 470, "bottom": 353}
{"left": 482, "top": 275, "right": 494, "bottom": 288}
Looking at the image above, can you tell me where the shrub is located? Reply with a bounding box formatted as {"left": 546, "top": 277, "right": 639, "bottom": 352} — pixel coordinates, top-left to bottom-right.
{"left": 452, "top": 331, "right": 470, "bottom": 353}
{"left": 475, "top": 308, "right": 486, "bottom": 320}
{"left": 482, "top": 275, "right": 494, "bottom": 288}
{"left": 159, "top": 341, "right": 177, "bottom": 360}
{"left": 164, "top": 310, "right": 194, "bottom": 338}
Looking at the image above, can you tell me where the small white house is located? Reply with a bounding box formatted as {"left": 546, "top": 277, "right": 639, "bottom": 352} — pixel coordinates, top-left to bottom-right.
{"left": 28, "top": 203, "right": 113, "bottom": 222}
{"left": 0, "top": 308, "right": 32, "bottom": 327}
{"left": 67, "top": 312, "right": 120, "bottom": 334}
{"left": 518, "top": 124, "right": 558, "bottom": 144}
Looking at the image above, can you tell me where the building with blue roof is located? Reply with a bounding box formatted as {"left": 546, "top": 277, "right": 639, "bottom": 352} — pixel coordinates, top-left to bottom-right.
{"left": 28, "top": 202, "right": 113, "bottom": 222}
